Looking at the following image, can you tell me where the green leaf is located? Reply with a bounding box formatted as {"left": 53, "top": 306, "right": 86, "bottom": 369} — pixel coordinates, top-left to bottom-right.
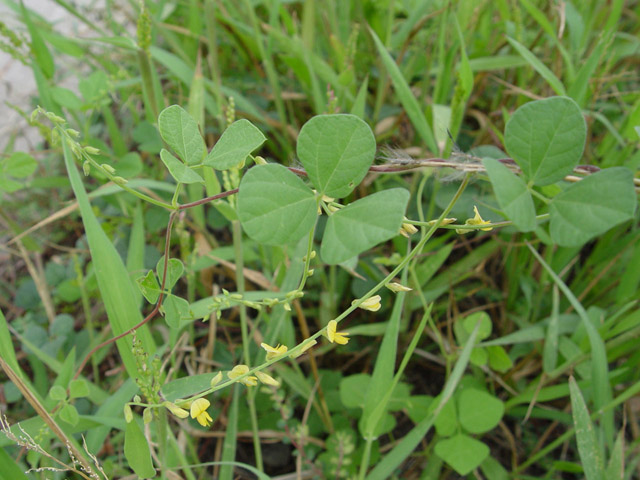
{"left": 482, "top": 158, "right": 536, "bottom": 231}
{"left": 69, "top": 379, "right": 89, "bottom": 399}
{"left": 0, "top": 447, "right": 30, "bottom": 480}
{"left": 204, "top": 119, "right": 266, "bottom": 170}
{"left": 434, "top": 434, "right": 490, "bottom": 476}
{"left": 321, "top": 188, "right": 410, "bottom": 264}
{"left": 237, "top": 164, "right": 317, "bottom": 246}
{"left": 21, "top": 3, "right": 54, "bottom": 79}
{"left": 297, "top": 114, "right": 376, "bottom": 198}
{"left": 506, "top": 37, "right": 566, "bottom": 96}
{"left": 62, "top": 140, "right": 156, "bottom": 380}
{"left": 462, "top": 312, "right": 492, "bottom": 341}
{"left": 369, "top": 28, "right": 438, "bottom": 154}
{"left": 59, "top": 404, "right": 79, "bottom": 426}
{"left": 137, "top": 270, "right": 161, "bottom": 304}
{"left": 51, "top": 87, "right": 83, "bottom": 110}
{"left": 505, "top": 96, "right": 586, "bottom": 186}
{"left": 605, "top": 429, "right": 624, "bottom": 480}
{"left": 156, "top": 257, "right": 185, "bottom": 291}
{"left": 487, "top": 346, "right": 513, "bottom": 373}
{"left": 458, "top": 388, "right": 504, "bottom": 434}
{"left": 124, "top": 418, "right": 156, "bottom": 478}
{"left": 160, "top": 149, "right": 204, "bottom": 184}
{"left": 549, "top": 167, "right": 637, "bottom": 246}
{"left": 49, "top": 385, "right": 67, "bottom": 401}
{"left": 5, "top": 153, "right": 37, "bottom": 178}
{"left": 434, "top": 397, "right": 457, "bottom": 436}
{"left": 162, "top": 295, "right": 191, "bottom": 329}
{"left": 158, "top": 105, "right": 206, "bottom": 165}
{"left": 568, "top": 376, "right": 605, "bottom": 480}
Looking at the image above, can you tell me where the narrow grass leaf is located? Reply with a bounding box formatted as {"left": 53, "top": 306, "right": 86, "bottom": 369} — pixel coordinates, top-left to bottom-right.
{"left": 527, "top": 244, "right": 613, "bottom": 444}
{"left": 219, "top": 384, "right": 239, "bottom": 480}
{"left": 605, "top": 429, "right": 624, "bottom": 480}
{"left": 361, "top": 289, "right": 406, "bottom": 438}
{"left": 366, "top": 318, "right": 481, "bottom": 480}
{"left": 543, "top": 286, "right": 560, "bottom": 373}
{"left": 369, "top": 27, "right": 438, "bottom": 154}
{"left": 568, "top": 376, "right": 605, "bottom": 480}
{"left": 351, "top": 75, "right": 369, "bottom": 119}
{"left": 0, "top": 448, "right": 30, "bottom": 480}
{"left": 20, "top": 3, "right": 54, "bottom": 79}
{"left": 506, "top": 37, "right": 566, "bottom": 96}
{"left": 63, "top": 140, "right": 156, "bottom": 380}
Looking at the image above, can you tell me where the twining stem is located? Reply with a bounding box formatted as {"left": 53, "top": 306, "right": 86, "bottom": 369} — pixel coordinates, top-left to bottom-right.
{"left": 73, "top": 211, "right": 178, "bottom": 380}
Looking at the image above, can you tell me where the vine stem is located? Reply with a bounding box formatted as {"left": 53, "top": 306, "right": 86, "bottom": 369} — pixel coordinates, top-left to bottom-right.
{"left": 72, "top": 211, "right": 178, "bottom": 381}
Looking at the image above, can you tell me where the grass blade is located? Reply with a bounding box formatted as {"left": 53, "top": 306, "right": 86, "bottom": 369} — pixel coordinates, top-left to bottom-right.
{"left": 506, "top": 36, "right": 567, "bottom": 96}
{"left": 62, "top": 139, "right": 156, "bottom": 380}
{"left": 568, "top": 376, "right": 605, "bottom": 480}
{"left": 369, "top": 27, "right": 438, "bottom": 154}
{"left": 527, "top": 244, "right": 613, "bottom": 445}
{"left": 366, "top": 316, "right": 481, "bottom": 480}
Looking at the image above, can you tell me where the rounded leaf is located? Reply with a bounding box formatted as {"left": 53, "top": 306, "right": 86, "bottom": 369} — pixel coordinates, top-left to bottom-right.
{"left": 434, "top": 434, "right": 490, "bottom": 476}
{"left": 458, "top": 388, "right": 504, "bottom": 434}
{"left": 204, "top": 119, "right": 266, "bottom": 170}
{"left": 321, "top": 188, "right": 410, "bottom": 264}
{"left": 158, "top": 105, "right": 206, "bottom": 165}
{"left": 549, "top": 167, "right": 636, "bottom": 246}
{"left": 238, "top": 164, "right": 317, "bottom": 246}
{"left": 59, "top": 404, "right": 79, "bottom": 426}
{"left": 297, "top": 114, "right": 376, "bottom": 198}
{"left": 505, "top": 96, "right": 586, "bottom": 186}
{"left": 482, "top": 158, "right": 536, "bottom": 231}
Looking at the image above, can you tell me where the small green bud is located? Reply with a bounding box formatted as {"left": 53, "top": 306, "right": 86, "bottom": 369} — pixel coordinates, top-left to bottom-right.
{"left": 30, "top": 109, "right": 39, "bottom": 123}
{"left": 82, "top": 161, "right": 91, "bottom": 176}
{"left": 133, "top": 395, "right": 141, "bottom": 403}
{"left": 210, "top": 371, "right": 223, "bottom": 388}
{"left": 101, "top": 164, "right": 116, "bottom": 175}
{"left": 143, "top": 407, "right": 153, "bottom": 424}
{"left": 113, "top": 176, "right": 128, "bottom": 185}
{"left": 66, "top": 128, "right": 80, "bottom": 138}
{"left": 124, "top": 404, "right": 133, "bottom": 423}
{"left": 84, "top": 146, "right": 101, "bottom": 155}
{"left": 254, "top": 155, "right": 267, "bottom": 165}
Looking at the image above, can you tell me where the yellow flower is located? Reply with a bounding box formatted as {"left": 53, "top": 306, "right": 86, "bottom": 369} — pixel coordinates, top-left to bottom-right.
{"left": 190, "top": 398, "right": 213, "bottom": 427}
{"left": 457, "top": 206, "right": 492, "bottom": 234}
{"left": 256, "top": 371, "right": 280, "bottom": 387}
{"left": 228, "top": 364, "right": 258, "bottom": 387}
{"left": 327, "top": 320, "right": 349, "bottom": 345}
{"left": 385, "top": 282, "right": 412, "bottom": 293}
{"left": 354, "top": 295, "right": 382, "bottom": 312}
{"left": 163, "top": 401, "right": 189, "bottom": 419}
{"left": 261, "top": 342, "right": 288, "bottom": 360}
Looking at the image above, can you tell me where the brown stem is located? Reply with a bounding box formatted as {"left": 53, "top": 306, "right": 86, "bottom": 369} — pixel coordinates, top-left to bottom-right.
{"left": 73, "top": 211, "right": 178, "bottom": 380}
